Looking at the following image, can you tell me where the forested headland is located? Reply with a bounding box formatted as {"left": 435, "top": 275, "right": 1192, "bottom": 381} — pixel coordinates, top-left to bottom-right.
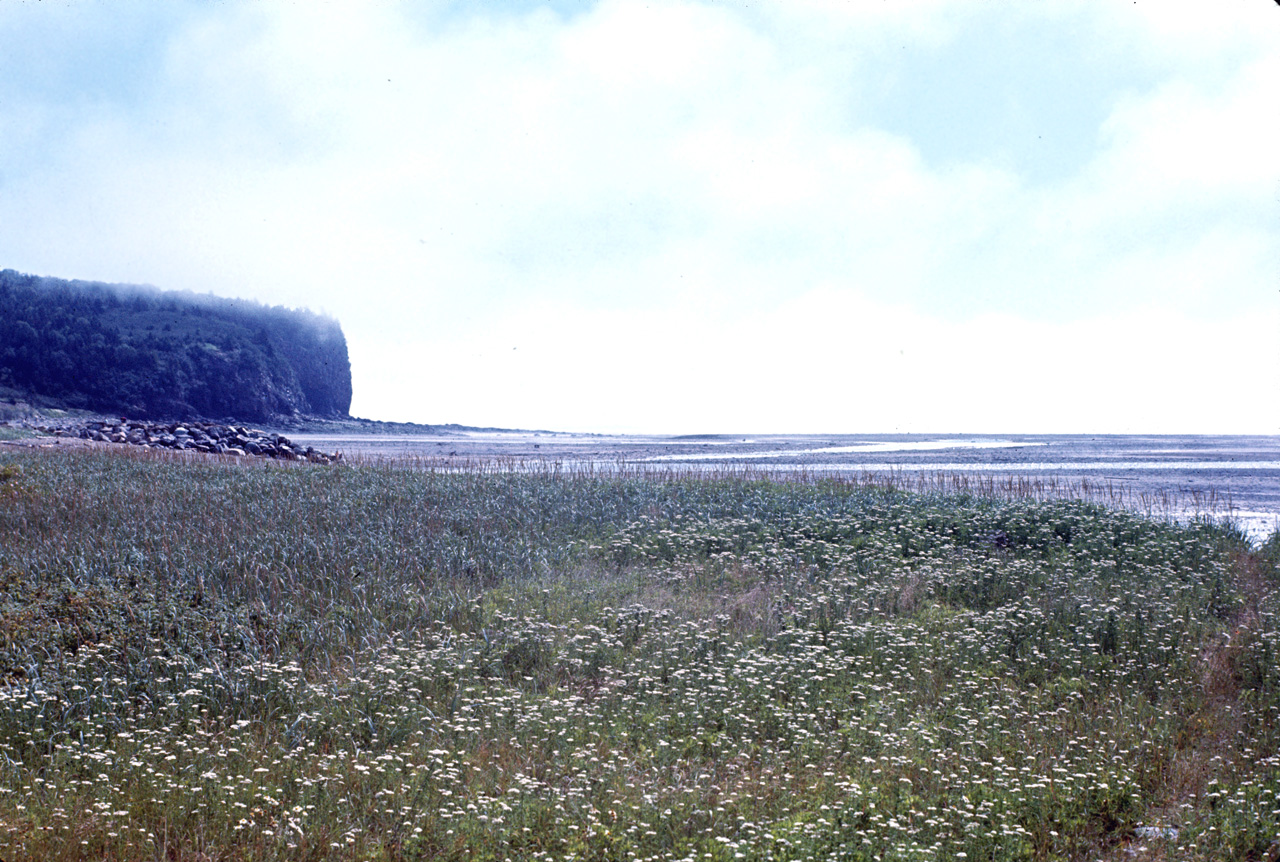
{"left": 0, "top": 269, "right": 351, "bottom": 422}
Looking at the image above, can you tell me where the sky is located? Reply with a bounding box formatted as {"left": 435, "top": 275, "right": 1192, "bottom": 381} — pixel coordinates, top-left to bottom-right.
{"left": 1, "top": 0, "right": 1277, "bottom": 434}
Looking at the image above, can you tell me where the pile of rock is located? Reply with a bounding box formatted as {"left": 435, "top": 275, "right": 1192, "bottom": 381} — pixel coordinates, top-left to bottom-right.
{"left": 58, "top": 419, "right": 340, "bottom": 464}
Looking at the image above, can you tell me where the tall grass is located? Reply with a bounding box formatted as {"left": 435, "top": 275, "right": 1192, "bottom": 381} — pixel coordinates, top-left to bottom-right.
{"left": 336, "top": 452, "right": 1242, "bottom": 526}
{"left": 0, "top": 447, "right": 1275, "bottom": 861}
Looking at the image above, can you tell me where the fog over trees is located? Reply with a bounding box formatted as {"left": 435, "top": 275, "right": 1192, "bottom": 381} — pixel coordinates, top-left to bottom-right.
{"left": 0, "top": 269, "right": 351, "bottom": 422}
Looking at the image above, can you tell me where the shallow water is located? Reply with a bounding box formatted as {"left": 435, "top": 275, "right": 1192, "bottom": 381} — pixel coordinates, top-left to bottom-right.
{"left": 289, "top": 431, "right": 1280, "bottom": 542}
{"left": 641, "top": 439, "right": 1044, "bottom": 460}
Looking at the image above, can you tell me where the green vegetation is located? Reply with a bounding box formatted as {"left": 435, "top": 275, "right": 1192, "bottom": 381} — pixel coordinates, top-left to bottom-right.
{"left": 0, "top": 448, "right": 1276, "bottom": 861}
{"left": 0, "top": 269, "right": 351, "bottom": 421}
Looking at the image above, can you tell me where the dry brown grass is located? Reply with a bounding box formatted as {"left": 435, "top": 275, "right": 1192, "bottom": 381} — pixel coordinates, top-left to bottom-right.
{"left": 1120, "top": 546, "right": 1279, "bottom": 861}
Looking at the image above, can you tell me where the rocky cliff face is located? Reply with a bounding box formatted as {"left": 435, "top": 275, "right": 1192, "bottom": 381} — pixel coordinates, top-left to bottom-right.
{"left": 0, "top": 269, "right": 352, "bottom": 422}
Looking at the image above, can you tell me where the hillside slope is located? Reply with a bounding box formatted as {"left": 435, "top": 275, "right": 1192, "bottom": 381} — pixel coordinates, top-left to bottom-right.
{"left": 0, "top": 269, "right": 351, "bottom": 422}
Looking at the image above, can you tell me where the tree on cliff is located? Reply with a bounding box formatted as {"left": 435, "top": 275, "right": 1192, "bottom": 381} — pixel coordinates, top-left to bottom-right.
{"left": 0, "top": 269, "right": 352, "bottom": 421}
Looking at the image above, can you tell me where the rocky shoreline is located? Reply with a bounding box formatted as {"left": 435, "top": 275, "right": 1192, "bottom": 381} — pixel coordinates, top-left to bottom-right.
{"left": 38, "top": 418, "right": 341, "bottom": 463}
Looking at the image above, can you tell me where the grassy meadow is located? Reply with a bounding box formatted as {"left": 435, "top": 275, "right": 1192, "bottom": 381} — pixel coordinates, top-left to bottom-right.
{"left": 0, "top": 447, "right": 1276, "bottom": 861}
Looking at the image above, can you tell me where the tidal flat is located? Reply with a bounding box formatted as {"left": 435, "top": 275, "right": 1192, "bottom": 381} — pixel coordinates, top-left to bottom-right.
{"left": 291, "top": 432, "right": 1280, "bottom": 539}
{"left": 0, "top": 446, "right": 1276, "bottom": 861}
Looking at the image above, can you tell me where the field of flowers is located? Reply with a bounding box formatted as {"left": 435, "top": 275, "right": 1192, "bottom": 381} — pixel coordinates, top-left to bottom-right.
{"left": 0, "top": 447, "right": 1276, "bottom": 861}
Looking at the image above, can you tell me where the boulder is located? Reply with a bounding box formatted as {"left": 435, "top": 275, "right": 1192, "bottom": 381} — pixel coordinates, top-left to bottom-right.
{"left": 56, "top": 418, "right": 340, "bottom": 464}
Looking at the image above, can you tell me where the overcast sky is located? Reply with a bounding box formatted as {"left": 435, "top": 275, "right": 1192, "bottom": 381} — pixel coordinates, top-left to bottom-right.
{"left": 1, "top": 1, "right": 1276, "bottom": 434}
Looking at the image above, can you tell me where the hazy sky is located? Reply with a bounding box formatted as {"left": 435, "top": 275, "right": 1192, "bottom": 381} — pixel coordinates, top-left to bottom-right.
{"left": 2, "top": 1, "right": 1276, "bottom": 434}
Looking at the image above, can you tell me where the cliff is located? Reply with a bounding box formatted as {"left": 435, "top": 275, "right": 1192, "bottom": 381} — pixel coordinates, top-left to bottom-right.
{"left": 0, "top": 269, "right": 352, "bottom": 422}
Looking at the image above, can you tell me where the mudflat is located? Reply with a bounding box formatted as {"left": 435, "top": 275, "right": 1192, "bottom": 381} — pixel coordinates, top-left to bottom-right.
{"left": 290, "top": 430, "right": 1280, "bottom": 538}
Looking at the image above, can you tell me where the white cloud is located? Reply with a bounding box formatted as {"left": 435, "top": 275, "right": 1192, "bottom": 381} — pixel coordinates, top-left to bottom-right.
{"left": 355, "top": 291, "right": 1280, "bottom": 433}
{"left": 0, "top": 0, "right": 1275, "bottom": 432}
{"left": 1089, "top": 52, "right": 1280, "bottom": 211}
